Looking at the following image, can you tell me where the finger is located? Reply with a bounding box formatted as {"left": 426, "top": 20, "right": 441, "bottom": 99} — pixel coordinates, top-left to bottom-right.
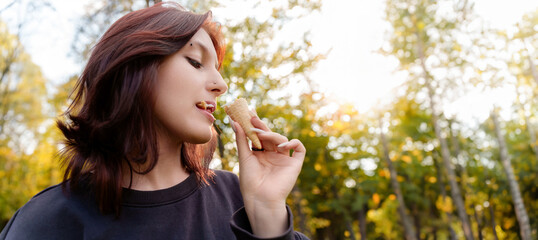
{"left": 251, "top": 116, "right": 271, "bottom": 132}
{"left": 276, "top": 139, "right": 306, "bottom": 159}
{"left": 249, "top": 109, "right": 257, "bottom": 118}
{"left": 251, "top": 128, "right": 288, "bottom": 152}
{"left": 230, "top": 119, "right": 251, "bottom": 158}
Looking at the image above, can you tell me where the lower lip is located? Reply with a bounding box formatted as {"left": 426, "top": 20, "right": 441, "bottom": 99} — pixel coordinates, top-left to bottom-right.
{"left": 198, "top": 108, "right": 216, "bottom": 122}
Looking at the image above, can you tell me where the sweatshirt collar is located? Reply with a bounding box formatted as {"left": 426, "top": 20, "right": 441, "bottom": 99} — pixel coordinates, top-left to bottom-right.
{"left": 121, "top": 173, "right": 199, "bottom": 207}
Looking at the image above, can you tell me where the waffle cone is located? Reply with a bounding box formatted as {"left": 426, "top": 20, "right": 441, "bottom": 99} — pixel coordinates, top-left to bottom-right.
{"left": 224, "top": 98, "right": 262, "bottom": 149}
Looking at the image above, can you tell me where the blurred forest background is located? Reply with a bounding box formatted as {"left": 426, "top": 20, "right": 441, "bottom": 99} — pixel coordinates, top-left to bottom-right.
{"left": 1, "top": 0, "right": 537, "bottom": 239}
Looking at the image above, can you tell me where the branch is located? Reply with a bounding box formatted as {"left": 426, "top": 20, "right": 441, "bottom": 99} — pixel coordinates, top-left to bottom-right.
{"left": 0, "top": 0, "right": 18, "bottom": 14}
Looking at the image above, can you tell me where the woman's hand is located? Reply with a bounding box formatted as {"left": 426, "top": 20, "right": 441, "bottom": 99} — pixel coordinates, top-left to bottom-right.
{"left": 230, "top": 114, "right": 306, "bottom": 237}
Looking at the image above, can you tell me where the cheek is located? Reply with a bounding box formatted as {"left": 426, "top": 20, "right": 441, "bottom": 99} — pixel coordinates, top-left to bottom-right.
{"left": 152, "top": 80, "right": 212, "bottom": 143}
{"left": 153, "top": 83, "right": 191, "bottom": 125}
{"left": 155, "top": 64, "right": 195, "bottom": 107}
{"left": 152, "top": 76, "right": 187, "bottom": 128}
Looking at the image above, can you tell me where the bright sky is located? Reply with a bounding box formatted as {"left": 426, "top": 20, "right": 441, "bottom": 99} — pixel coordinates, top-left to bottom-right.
{"left": 2, "top": 0, "right": 537, "bottom": 122}
{"left": 305, "top": 0, "right": 537, "bottom": 121}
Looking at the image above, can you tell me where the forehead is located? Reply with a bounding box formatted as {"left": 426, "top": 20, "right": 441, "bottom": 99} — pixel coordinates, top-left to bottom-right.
{"left": 186, "top": 29, "right": 217, "bottom": 57}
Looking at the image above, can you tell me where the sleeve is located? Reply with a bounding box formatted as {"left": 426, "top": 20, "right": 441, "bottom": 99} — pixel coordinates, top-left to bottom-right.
{"left": 0, "top": 210, "right": 20, "bottom": 239}
{"left": 0, "top": 185, "right": 84, "bottom": 240}
{"left": 230, "top": 206, "right": 310, "bottom": 240}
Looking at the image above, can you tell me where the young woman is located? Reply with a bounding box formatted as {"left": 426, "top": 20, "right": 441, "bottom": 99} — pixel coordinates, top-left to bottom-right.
{"left": 0, "top": 2, "right": 307, "bottom": 239}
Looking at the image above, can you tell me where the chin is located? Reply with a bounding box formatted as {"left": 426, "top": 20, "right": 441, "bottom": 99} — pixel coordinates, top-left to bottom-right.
{"left": 186, "top": 130, "right": 213, "bottom": 144}
{"left": 193, "top": 136, "right": 212, "bottom": 145}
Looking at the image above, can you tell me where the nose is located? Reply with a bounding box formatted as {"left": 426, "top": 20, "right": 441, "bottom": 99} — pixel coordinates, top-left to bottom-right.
{"left": 209, "top": 71, "right": 228, "bottom": 96}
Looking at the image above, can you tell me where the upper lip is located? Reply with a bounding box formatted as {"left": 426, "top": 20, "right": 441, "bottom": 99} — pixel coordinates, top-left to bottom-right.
{"left": 197, "top": 101, "right": 216, "bottom": 113}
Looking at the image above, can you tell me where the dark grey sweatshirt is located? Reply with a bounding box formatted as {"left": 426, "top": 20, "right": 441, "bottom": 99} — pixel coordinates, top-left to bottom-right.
{"left": 0, "top": 170, "right": 308, "bottom": 240}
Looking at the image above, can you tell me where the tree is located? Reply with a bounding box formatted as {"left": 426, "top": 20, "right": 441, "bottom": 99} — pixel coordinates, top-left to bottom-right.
{"left": 378, "top": 114, "right": 417, "bottom": 240}
{"left": 383, "top": 0, "right": 475, "bottom": 238}
{"left": 508, "top": 9, "right": 538, "bottom": 162}
{"left": 490, "top": 108, "right": 532, "bottom": 240}
{"left": 467, "top": 11, "right": 535, "bottom": 237}
{"left": 0, "top": 19, "right": 61, "bottom": 227}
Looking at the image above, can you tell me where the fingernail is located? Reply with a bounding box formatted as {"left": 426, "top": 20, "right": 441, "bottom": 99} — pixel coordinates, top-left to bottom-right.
{"left": 250, "top": 108, "right": 258, "bottom": 118}
{"left": 250, "top": 128, "right": 265, "bottom": 134}
{"left": 278, "top": 142, "right": 289, "bottom": 148}
{"left": 228, "top": 116, "right": 237, "bottom": 132}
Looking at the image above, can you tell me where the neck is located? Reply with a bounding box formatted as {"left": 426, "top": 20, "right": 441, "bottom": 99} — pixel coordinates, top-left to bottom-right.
{"left": 122, "top": 133, "right": 189, "bottom": 191}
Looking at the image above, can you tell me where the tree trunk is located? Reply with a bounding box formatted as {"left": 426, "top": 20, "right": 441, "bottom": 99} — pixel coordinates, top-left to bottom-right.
{"left": 473, "top": 205, "right": 484, "bottom": 240}
{"left": 358, "top": 205, "right": 367, "bottom": 240}
{"left": 345, "top": 220, "right": 357, "bottom": 240}
{"left": 315, "top": 212, "right": 334, "bottom": 240}
{"left": 433, "top": 155, "right": 457, "bottom": 240}
{"left": 426, "top": 79, "right": 474, "bottom": 240}
{"left": 415, "top": 33, "right": 474, "bottom": 240}
{"left": 488, "top": 195, "right": 500, "bottom": 240}
{"left": 490, "top": 109, "right": 532, "bottom": 240}
{"left": 449, "top": 120, "right": 479, "bottom": 240}
{"left": 291, "top": 186, "right": 310, "bottom": 237}
{"left": 379, "top": 116, "right": 418, "bottom": 240}
{"left": 213, "top": 125, "right": 231, "bottom": 171}
{"left": 411, "top": 204, "right": 421, "bottom": 240}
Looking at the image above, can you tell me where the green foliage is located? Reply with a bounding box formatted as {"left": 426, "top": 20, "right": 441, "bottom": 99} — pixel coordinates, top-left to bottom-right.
{"left": 0, "top": 20, "right": 63, "bottom": 227}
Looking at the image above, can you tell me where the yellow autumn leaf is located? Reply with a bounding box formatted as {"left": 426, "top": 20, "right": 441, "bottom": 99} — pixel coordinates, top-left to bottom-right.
{"left": 310, "top": 218, "right": 331, "bottom": 229}
{"left": 379, "top": 170, "right": 386, "bottom": 177}
{"left": 417, "top": 21, "right": 425, "bottom": 30}
{"left": 314, "top": 163, "right": 322, "bottom": 171}
{"left": 333, "top": 121, "right": 344, "bottom": 131}
{"left": 503, "top": 218, "right": 515, "bottom": 230}
{"left": 312, "top": 186, "right": 320, "bottom": 195}
{"left": 373, "top": 193, "right": 380, "bottom": 205}
{"left": 436, "top": 197, "right": 453, "bottom": 213}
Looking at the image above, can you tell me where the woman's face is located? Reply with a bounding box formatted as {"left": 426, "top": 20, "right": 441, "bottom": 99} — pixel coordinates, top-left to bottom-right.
{"left": 154, "top": 28, "right": 227, "bottom": 144}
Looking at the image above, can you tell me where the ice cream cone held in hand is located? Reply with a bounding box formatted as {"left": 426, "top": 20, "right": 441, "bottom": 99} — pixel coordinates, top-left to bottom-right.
{"left": 224, "top": 98, "right": 263, "bottom": 150}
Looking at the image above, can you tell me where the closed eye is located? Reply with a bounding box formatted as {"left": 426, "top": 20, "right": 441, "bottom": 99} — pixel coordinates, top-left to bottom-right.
{"left": 186, "top": 57, "right": 202, "bottom": 69}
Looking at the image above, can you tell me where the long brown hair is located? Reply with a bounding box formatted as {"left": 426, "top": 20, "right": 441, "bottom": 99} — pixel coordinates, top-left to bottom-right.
{"left": 57, "top": 2, "right": 224, "bottom": 215}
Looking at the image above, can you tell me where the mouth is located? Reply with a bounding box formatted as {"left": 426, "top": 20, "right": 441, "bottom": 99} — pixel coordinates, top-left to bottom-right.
{"left": 196, "top": 101, "right": 216, "bottom": 114}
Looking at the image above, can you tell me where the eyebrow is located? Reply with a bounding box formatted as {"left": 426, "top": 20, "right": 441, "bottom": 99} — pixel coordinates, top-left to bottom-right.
{"left": 190, "top": 41, "right": 219, "bottom": 70}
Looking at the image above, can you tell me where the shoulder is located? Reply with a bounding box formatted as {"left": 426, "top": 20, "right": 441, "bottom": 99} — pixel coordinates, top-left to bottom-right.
{"left": 1, "top": 183, "right": 87, "bottom": 239}
{"left": 24, "top": 182, "right": 90, "bottom": 213}
{"left": 30, "top": 183, "right": 65, "bottom": 201}
{"left": 212, "top": 169, "right": 239, "bottom": 184}
{"left": 209, "top": 170, "right": 240, "bottom": 192}
{"left": 16, "top": 183, "right": 68, "bottom": 214}
{"left": 204, "top": 170, "right": 242, "bottom": 204}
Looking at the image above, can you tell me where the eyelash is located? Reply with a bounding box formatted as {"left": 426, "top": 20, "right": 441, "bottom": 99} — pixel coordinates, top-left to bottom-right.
{"left": 186, "top": 57, "right": 202, "bottom": 69}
